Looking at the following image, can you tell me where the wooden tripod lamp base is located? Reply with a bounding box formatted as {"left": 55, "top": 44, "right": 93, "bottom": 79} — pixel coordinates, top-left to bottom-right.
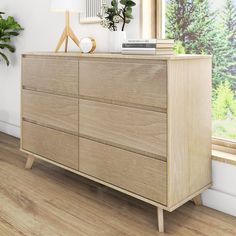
{"left": 55, "top": 11, "right": 80, "bottom": 53}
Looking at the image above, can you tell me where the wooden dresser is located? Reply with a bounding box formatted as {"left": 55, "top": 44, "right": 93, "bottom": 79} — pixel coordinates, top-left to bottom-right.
{"left": 21, "top": 53, "right": 212, "bottom": 232}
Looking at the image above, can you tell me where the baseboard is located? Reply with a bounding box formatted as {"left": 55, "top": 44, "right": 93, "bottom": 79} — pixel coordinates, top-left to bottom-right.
{"left": 202, "top": 189, "right": 236, "bottom": 217}
{"left": 0, "top": 120, "right": 20, "bottom": 138}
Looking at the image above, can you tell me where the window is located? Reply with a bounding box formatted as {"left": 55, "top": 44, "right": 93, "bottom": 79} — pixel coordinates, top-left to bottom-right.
{"left": 141, "top": 0, "right": 236, "bottom": 150}
{"left": 165, "top": 0, "right": 236, "bottom": 142}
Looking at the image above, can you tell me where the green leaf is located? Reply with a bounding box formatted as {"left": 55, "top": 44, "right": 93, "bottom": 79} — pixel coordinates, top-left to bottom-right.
{"left": 125, "top": 11, "right": 133, "bottom": 19}
{"left": 126, "top": 0, "right": 136, "bottom": 7}
{"left": 111, "top": 0, "right": 118, "bottom": 7}
{"left": 127, "top": 6, "right": 132, "bottom": 11}
{"left": 0, "top": 12, "right": 23, "bottom": 65}
{"left": 0, "top": 43, "right": 15, "bottom": 52}
{"left": 125, "top": 15, "right": 132, "bottom": 19}
{"left": 120, "top": 0, "right": 127, "bottom": 5}
{"left": 0, "top": 51, "right": 9, "bottom": 66}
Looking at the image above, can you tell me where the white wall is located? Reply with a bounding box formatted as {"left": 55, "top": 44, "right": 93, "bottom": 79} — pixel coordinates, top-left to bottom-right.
{"left": 0, "top": 0, "right": 141, "bottom": 137}
{"left": 202, "top": 161, "right": 236, "bottom": 217}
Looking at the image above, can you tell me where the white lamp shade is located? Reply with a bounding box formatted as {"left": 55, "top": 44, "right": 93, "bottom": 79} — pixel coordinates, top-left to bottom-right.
{"left": 51, "top": 0, "right": 85, "bottom": 13}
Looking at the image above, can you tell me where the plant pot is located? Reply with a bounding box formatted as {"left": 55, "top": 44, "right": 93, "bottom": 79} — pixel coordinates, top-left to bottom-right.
{"left": 108, "top": 31, "right": 126, "bottom": 53}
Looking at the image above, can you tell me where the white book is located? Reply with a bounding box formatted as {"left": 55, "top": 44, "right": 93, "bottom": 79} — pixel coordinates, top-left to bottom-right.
{"left": 122, "top": 50, "right": 156, "bottom": 55}
{"left": 122, "top": 48, "right": 156, "bottom": 51}
{"left": 156, "top": 39, "right": 174, "bottom": 44}
{"left": 124, "top": 39, "right": 157, "bottom": 44}
{"left": 156, "top": 44, "right": 174, "bottom": 48}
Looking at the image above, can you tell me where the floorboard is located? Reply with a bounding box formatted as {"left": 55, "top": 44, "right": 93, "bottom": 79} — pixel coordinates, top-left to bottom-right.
{"left": 0, "top": 132, "right": 236, "bottom": 235}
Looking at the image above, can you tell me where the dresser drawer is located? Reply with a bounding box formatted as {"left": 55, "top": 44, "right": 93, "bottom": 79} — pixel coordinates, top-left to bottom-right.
{"left": 22, "top": 121, "right": 78, "bottom": 169}
{"left": 79, "top": 60, "right": 167, "bottom": 110}
{"left": 22, "top": 57, "right": 78, "bottom": 96}
{"left": 79, "top": 99, "right": 167, "bottom": 159}
{"left": 22, "top": 90, "right": 78, "bottom": 134}
{"left": 79, "top": 138, "right": 167, "bottom": 204}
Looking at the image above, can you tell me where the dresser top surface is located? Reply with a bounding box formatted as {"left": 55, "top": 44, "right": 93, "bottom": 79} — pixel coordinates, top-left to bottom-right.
{"left": 22, "top": 52, "right": 212, "bottom": 61}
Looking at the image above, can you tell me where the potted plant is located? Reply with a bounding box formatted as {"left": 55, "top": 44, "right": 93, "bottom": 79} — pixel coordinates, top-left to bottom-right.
{"left": 0, "top": 12, "right": 23, "bottom": 66}
{"left": 98, "top": 0, "right": 136, "bottom": 53}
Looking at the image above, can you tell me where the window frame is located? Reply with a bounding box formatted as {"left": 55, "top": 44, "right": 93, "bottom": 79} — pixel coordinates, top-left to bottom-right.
{"left": 140, "top": 0, "right": 165, "bottom": 39}
{"left": 212, "top": 137, "right": 236, "bottom": 155}
{"left": 141, "top": 0, "right": 236, "bottom": 153}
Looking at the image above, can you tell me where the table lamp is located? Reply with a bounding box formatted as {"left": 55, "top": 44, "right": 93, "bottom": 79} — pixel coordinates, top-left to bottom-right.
{"left": 51, "top": 0, "right": 85, "bottom": 52}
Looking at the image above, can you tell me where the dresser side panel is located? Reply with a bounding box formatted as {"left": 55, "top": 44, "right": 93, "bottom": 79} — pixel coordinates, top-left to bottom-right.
{"left": 167, "top": 58, "right": 212, "bottom": 207}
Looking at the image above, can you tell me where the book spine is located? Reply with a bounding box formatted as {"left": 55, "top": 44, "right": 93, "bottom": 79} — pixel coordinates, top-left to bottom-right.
{"left": 122, "top": 48, "right": 156, "bottom": 51}
{"left": 122, "top": 50, "right": 156, "bottom": 55}
{"left": 156, "top": 40, "right": 174, "bottom": 44}
{"left": 122, "top": 43, "right": 156, "bottom": 48}
{"left": 124, "top": 39, "right": 157, "bottom": 44}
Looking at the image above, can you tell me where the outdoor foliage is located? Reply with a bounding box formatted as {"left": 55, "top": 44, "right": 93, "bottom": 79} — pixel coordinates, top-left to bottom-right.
{"left": 213, "top": 80, "right": 236, "bottom": 120}
{"left": 222, "top": 0, "right": 236, "bottom": 90}
{"left": 166, "top": 0, "right": 236, "bottom": 140}
{"left": 0, "top": 12, "right": 23, "bottom": 66}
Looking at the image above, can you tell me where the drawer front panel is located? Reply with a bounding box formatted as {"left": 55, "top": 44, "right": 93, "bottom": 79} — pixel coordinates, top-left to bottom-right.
{"left": 22, "top": 121, "right": 78, "bottom": 169}
{"left": 79, "top": 138, "right": 167, "bottom": 204}
{"left": 22, "top": 90, "right": 78, "bottom": 134}
{"left": 80, "top": 99, "right": 167, "bottom": 159}
{"left": 22, "top": 57, "right": 78, "bottom": 96}
{"left": 79, "top": 60, "right": 167, "bottom": 109}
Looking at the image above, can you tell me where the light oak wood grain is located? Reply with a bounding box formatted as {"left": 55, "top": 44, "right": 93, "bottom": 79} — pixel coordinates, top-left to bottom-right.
{"left": 79, "top": 99, "right": 167, "bottom": 159}
{"left": 21, "top": 143, "right": 210, "bottom": 212}
{"left": 212, "top": 150, "right": 236, "bottom": 166}
{"left": 22, "top": 121, "right": 78, "bottom": 169}
{"left": 22, "top": 56, "right": 78, "bottom": 96}
{"left": 23, "top": 52, "right": 212, "bottom": 60}
{"left": 157, "top": 208, "right": 164, "bottom": 232}
{"left": 20, "top": 53, "right": 212, "bottom": 232}
{"left": 167, "top": 59, "right": 212, "bottom": 207}
{"left": 79, "top": 58, "right": 167, "bottom": 110}
{"left": 22, "top": 90, "right": 79, "bottom": 134}
{"left": 0, "top": 132, "right": 235, "bottom": 236}
{"left": 192, "top": 195, "right": 202, "bottom": 206}
{"left": 79, "top": 138, "right": 167, "bottom": 204}
{"left": 212, "top": 137, "right": 236, "bottom": 155}
{"left": 55, "top": 11, "right": 81, "bottom": 53}
{"left": 25, "top": 154, "right": 35, "bottom": 169}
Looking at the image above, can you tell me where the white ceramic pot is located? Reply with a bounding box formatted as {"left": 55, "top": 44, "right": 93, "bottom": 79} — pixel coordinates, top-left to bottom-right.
{"left": 108, "top": 31, "right": 126, "bottom": 53}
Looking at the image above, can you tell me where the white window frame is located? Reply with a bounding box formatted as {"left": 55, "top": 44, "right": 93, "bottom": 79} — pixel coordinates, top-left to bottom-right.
{"left": 140, "top": 0, "right": 165, "bottom": 39}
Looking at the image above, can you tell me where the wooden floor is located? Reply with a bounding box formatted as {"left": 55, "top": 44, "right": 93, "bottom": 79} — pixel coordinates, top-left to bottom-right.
{"left": 0, "top": 132, "right": 236, "bottom": 236}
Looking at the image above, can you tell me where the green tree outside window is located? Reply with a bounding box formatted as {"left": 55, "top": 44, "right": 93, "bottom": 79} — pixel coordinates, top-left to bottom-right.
{"left": 166, "top": 0, "right": 236, "bottom": 140}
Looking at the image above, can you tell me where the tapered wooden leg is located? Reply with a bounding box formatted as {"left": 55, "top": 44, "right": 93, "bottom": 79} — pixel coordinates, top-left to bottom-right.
{"left": 65, "top": 36, "right": 69, "bottom": 52}
{"left": 157, "top": 208, "right": 164, "bottom": 233}
{"left": 193, "top": 194, "right": 202, "bottom": 206}
{"left": 69, "top": 28, "right": 81, "bottom": 48}
{"left": 25, "top": 155, "right": 35, "bottom": 169}
{"left": 55, "top": 28, "right": 67, "bottom": 53}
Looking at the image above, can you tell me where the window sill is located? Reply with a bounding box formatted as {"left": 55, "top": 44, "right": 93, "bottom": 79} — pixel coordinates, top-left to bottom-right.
{"left": 212, "top": 150, "right": 236, "bottom": 166}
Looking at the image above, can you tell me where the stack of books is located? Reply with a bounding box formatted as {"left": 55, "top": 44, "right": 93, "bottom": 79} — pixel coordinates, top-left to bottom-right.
{"left": 156, "top": 39, "right": 174, "bottom": 55}
{"left": 122, "top": 39, "right": 174, "bottom": 55}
